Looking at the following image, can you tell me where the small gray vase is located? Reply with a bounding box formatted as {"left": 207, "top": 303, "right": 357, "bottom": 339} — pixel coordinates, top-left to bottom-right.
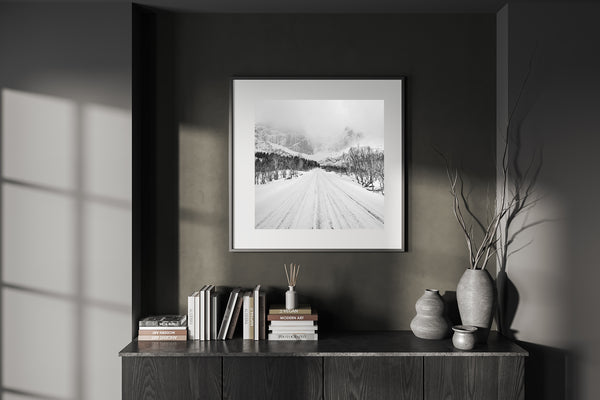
{"left": 456, "top": 269, "right": 495, "bottom": 343}
{"left": 452, "top": 325, "right": 478, "bottom": 350}
{"left": 410, "top": 289, "right": 449, "bottom": 340}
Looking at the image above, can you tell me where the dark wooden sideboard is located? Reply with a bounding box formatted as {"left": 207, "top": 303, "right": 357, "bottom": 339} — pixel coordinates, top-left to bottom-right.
{"left": 119, "top": 331, "right": 527, "bottom": 400}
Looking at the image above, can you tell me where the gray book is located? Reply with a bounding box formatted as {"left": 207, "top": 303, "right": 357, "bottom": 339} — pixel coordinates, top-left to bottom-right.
{"left": 139, "top": 315, "right": 187, "bottom": 327}
{"left": 227, "top": 293, "right": 244, "bottom": 339}
{"left": 218, "top": 288, "right": 241, "bottom": 340}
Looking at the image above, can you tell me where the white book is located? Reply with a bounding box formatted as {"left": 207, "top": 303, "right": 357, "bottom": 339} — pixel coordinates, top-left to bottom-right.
{"left": 268, "top": 333, "right": 318, "bottom": 341}
{"left": 139, "top": 326, "right": 187, "bottom": 331}
{"left": 269, "top": 321, "right": 315, "bottom": 326}
{"left": 205, "top": 285, "right": 214, "bottom": 339}
{"left": 187, "top": 291, "right": 199, "bottom": 340}
{"left": 269, "top": 326, "right": 318, "bottom": 333}
{"left": 254, "top": 285, "right": 261, "bottom": 341}
{"left": 242, "top": 292, "right": 254, "bottom": 339}
{"left": 138, "top": 335, "right": 187, "bottom": 341}
{"left": 198, "top": 285, "right": 208, "bottom": 340}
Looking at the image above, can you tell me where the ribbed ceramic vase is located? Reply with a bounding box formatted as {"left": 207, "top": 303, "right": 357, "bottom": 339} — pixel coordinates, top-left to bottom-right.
{"left": 410, "top": 289, "right": 449, "bottom": 340}
{"left": 456, "top": 269, "right": 495, "bottom": 343}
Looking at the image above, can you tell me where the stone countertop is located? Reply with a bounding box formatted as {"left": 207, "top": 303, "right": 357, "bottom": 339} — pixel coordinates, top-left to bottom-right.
{"left": 119, "top": 331, "right": 528, "bottom": 357}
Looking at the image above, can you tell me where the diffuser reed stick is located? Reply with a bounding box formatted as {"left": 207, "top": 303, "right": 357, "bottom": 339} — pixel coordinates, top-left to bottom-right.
{"left": 284, "top": 263, "right": 301, "bottom": 287}
{"left": 284, "top": 263, "right": 300, "bottom": 309}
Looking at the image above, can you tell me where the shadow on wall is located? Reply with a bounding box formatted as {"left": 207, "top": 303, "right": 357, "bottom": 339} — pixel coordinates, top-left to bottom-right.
{"left": 1, "top": 89, "right": 131, "bottom": 400}
{"left": 517, "top": 340, "right": 573, "bottom": 400}
{"left": 441, "top": 290, "right": 460, "bottom": 327}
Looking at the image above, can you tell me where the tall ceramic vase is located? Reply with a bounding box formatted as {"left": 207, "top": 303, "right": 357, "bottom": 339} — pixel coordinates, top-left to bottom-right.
{"left": 456, "top": 269, "right": 495, "bottom": 343}
{"left": 410, "top": 289, "right": 449, "bottom": 340}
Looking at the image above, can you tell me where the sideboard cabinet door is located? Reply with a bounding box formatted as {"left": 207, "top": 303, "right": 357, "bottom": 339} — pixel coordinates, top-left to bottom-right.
{"left": 324, "top": 356, "right": 423, "bottom": 400}
{"left": 223, "top": 356, "right": 322, "bottom": 400}
{"left": 424, "top": 356, "right": 524, "bottom": 400}
{"left": 122, "top": 357, "right": 221, "bottom": 400}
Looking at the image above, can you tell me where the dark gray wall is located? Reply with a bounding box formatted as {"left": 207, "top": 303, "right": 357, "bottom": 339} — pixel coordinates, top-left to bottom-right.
{"left": 497, "top": 3, "right": 600, "bottom": 400}
{"left": 176, "top": 14, "right": 496, "bottom": 330}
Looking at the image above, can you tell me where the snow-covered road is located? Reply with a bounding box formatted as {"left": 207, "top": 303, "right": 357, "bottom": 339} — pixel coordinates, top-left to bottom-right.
{"left": 255, "top": 168, "right": 384, "bottom": 229}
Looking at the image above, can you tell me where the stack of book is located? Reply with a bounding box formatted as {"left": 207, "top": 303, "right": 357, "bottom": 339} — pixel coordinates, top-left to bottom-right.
{"left": 267, "top": 305, "right": 318, "bottom": 341}
{"left": 242, "top": 285, "right": 266, "bottom": 340}
{"left": 138, "top": 315, "right": 187, "bottom": 341}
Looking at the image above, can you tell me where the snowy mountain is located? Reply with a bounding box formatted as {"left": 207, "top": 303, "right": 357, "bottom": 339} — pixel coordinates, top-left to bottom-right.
{"left": 255, "top": 123, "right": 314, "bottom": 155}
{"left": 317, "top": 151, "right": 347, "bottom": 168}
{"left": 325, "top": 127, "right": 364, "bottom": 153}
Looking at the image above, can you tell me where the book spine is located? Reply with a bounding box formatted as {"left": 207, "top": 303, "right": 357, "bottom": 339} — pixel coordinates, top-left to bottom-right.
{"left": 268, "top": 325, "right": 318, "bottom": 331}
{"left": 139, "top": 330, "right": 187, "bottom": 336}
{"left": 269, "top": 320, "right": 315, "bottom": 326}
{"left": 188, "top": 294, "right": 195, "bottom": 340}
{"left": 243, "top": 294, "right": 255, "bottom": 339}
{"left": 269, "top": 309, "right": 312, "bottom": 315}
{"left": 267, "top": 333, "right": 318, "bottom": 341}
{"left": 249, "top": 295, "right": 254, "bottom": 340}
{"left": 199, "top": 290, "right": 204, "bottom": 340}
{"left": 243, "top": 295, "right": 250, "bottom": 339}
{"left": 254, "top": 285, "right": 260, "bottom": 341}
{"left": 139, "top": 326, "right": 191, "bottom": 330}
{"left": 211, "top": 294, "right": 218, "bottom": 340}
{"left": 259, "top": 292, "right": 266, "bottom": 340}
{"left": 138, "top": 335, "right": 187, "bottom": 341}
{"left": 227, "top": 295, "right": 243, "bottom": 340}
{"left": 205, "top": 285, "right": 213, "bottom": 340}
{"left": 267, "top": 314, "right": 318, "bottom": 321}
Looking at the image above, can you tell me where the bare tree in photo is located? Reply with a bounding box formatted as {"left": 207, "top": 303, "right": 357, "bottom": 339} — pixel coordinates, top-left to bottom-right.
{"left": 345, "top": 145, "right": 384, "bottom": 193}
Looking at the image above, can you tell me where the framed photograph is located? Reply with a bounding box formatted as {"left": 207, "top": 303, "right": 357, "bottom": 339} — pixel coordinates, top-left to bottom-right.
{"left": 230, "top": 78, "right": 405, "bottom": 251}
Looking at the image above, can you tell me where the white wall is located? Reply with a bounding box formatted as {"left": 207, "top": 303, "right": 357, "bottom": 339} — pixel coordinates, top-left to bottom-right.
{"left": 497, "top": 3, "right": 600, "bottom": 399}
{"left": 0, "top": 4, "right": 131, "bottom": 399}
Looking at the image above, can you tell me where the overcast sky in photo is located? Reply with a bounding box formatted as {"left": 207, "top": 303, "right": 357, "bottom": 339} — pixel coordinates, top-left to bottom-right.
{"left": 255, "top": 100, "right": 384, "bottom": 148}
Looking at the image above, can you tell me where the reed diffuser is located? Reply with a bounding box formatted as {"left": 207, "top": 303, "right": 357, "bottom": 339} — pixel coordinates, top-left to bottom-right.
{"left": 284, "top": 263, "right": 301, "bottom": 310}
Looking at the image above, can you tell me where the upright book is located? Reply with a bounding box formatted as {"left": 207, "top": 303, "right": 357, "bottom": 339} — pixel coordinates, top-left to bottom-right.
{"left": 198, "top": 285, "right": 208, "bottom": 340}
{"left": 211, "top": 292, "right": 219, "bottom": 340}
{"left": 254, "top": 285, "right": 266, "bottom": 341}
{"left": 205, "top": 285, "right": 215, "bottom": 339}
{"left": 242, "top": 291, "right": 254, "bottom": 340}
{"left": 187, "top": 290, "right": 199, "bottom": 340}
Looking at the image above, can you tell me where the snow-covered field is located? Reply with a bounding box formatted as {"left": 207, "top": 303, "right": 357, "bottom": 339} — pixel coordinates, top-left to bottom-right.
{"left": 255, "top": 168, "right": 384, "bottom": 229}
